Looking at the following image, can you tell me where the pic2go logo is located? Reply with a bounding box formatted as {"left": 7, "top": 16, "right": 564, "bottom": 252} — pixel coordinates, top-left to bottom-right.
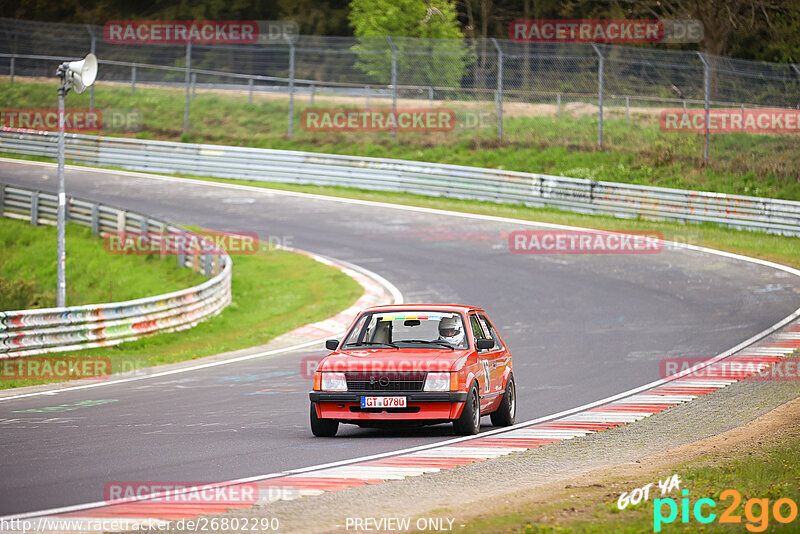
{"left": 653, "top": 489, "right": 799, "bottom": 532}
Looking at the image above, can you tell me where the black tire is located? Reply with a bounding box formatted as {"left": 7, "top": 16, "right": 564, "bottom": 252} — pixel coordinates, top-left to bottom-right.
{"left": 453, "top": 383, "right": 481, "bottom": 435}
{"left": 490, "top": 375, "right": 516, "bottom": 426}
{"left": 310, "top": 402, "right": 338, "bottom": 437}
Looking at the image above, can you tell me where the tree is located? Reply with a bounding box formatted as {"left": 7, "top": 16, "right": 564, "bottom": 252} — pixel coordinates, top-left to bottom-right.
{"left": 349, "top": 0, "right": 473, "bottom": 88}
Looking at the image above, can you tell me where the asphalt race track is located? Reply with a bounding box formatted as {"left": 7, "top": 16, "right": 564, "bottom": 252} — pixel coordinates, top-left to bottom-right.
{"left": 1, "top": 159, "right": 798, "bottom": 515}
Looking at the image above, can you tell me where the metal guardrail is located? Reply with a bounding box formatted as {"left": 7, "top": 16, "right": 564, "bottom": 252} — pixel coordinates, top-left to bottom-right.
{"left": 0, "top": 182, "right": 233, "bottom": 357}
{"left": 1, "top": 129, "right": 799, "bottom": 236}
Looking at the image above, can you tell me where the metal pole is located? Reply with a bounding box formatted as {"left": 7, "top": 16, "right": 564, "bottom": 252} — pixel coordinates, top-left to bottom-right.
{"left": 365, "top": 86, "right": 370, "bottom": 108}
{"left": 387, "top": 36, "right": 397, "bottom": 140}
{"left": 248, "top": 77, "right": 254, "bottom": 104}
{"left": 131, "top": 65, "right": 136, "bottom": 94}
{"left": 191, "top": 72, "right": 197, "bottom": 98}
{"left": 557, "top": 93, "right": 561, "bottom": 118}
{"left": 310, "top": 84, "right": 315, "bottom": 106}
{"left": 592, "top": 44, "right": 604, "bottom": 149}
{"left": 625, "top": 96, "right": 630, "bottom": 122}
{"left": 56, "top": 82, "right": 67, "bottom": 307}
{"left": 491, "top": 38, "right": 503, "bottom": 140}
{"left": 86, "top": 25, "right": 96, "bottom": 110}
{"left": 183, "top": 43, "right": 192, "bottom": 135}
{"left": 9, "top": 56, "right": 14, "bottom": 84}
{"left": 741, "top": 105, "right": 745, "bottom": 133}
{"left": 792, "top": 64, "right": 800, "bottom": 76}
{"left": 429, "top": 86, "right": 433, "bottom": 109}
{"left": 697, "top": 51, "right": 710, "bottom": 164}
{"left": 285, "top": 35, "right": 295, "bottom": 139}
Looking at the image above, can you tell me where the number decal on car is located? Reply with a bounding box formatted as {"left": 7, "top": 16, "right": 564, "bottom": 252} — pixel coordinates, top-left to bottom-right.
{"left": 482, "top": 359, "right": 491, "bottom": 393}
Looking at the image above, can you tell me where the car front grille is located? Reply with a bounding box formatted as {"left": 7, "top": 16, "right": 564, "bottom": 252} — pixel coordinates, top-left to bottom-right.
{"left": 345, "top": 371, "right": 426, "bottom": 392}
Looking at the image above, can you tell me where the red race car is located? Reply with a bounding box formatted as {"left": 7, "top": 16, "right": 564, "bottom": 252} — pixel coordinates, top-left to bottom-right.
{"left": 309, "top": 304, "right": 515, "bottom": 437}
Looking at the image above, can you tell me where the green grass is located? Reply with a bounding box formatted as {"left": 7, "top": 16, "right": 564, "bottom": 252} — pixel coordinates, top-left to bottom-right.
{"left": 1, "top": 79, "right": 798, "bottom": 200}
{"left": 0, "top": 218, "right": 363, "bottom": 389}
{"left": 0, "top": 217, "right": 202, "bottom": 310}
{"left": 457, "top": 431, "right": 800, "bottom": 533}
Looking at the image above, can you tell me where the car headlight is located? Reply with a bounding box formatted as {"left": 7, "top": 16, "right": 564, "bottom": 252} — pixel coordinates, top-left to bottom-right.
{"left": 320, "top": 372, "right": 347, "bottom": 391}
{"left": 423, "top": 372, "right": 451, "bottom": 392}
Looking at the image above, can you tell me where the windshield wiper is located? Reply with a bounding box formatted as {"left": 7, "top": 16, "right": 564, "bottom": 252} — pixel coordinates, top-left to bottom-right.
{"left": 399, "top": 340, "right": 456, "bottom": 350}
{"left": 345, "top": 341, "right": 399, "bottom": 349}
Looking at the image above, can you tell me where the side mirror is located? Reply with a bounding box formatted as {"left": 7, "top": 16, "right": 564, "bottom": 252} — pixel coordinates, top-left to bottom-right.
{"left": 325, "top": 339, "right": 339, "bottom": 351}
{"left": 476, "top": 338, "right": 494, "bottom": 350}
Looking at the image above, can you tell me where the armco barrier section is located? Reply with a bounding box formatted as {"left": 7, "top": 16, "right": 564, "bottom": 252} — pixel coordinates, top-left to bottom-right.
{"left": 2, "top": 129, "right": 799, "bottom": 235}
{"left": 0, "top": 183, "right": 232, "bottom": 357}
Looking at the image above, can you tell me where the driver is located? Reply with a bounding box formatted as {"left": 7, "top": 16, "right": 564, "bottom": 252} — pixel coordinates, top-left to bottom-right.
{"left": 437, "top": 316, "right": 465, "bottom": 347}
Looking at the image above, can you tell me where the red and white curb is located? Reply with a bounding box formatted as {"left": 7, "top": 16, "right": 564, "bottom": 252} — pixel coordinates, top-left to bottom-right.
{"left": 8, "top": 319, "right": 798, "bottom": 532}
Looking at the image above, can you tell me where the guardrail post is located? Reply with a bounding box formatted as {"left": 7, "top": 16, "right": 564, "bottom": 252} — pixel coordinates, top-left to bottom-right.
{"left": 86, "top": 24, "right": 96, "bottom": 110}
{"left": 697, "top": 51, "right": 710, "bottom": 164}
{"left": 9, "top": 55, "right": 14, "bottom": 84}
{"left": 248, "top": 77, "right": 254, "bottom": 104}
{"left": 183, "top": 42, "right": 192, "bottom": 136}
{"left": 91, "top": 203, "right": 99, "bottom": 235}
{"left": 0, "top": 184, "right": 4, "bottom": 216}
{"left": 310, "top": 83, "right": 315, "bottom": 106}
{"left": 491, "top": 38, "right": 503, "bottom": 141}
{"left": 203, "top": 254, "right": 212, "bottom": 277}
{"left": 140, "top": 217, "right": 148, "bottom": 232}
{"left": 31, "top": 190, "right": 39, "bottom": 226}
{"left": 557, "top": 93, "right": 561, "bottom": 118}
{"left": 177, "top": 252, "right": 185, "bottom": 269}
{"left": 365, "top": 86, "right": 370, "bottom": 108}
{"left": 592, "top": 44, "right": 604, "bottom": 149}
{"left": 131, "top": 65, "right": 136, "bottom": 94}
{"left": 285, "top": 34, "right": 295, "bottom": 139}
{"left": 387, "top": 36, "right": 398, "bottom": 140}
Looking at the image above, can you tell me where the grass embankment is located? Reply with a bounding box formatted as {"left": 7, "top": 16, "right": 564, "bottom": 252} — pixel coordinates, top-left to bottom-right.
{"left": 1, "top": 79, "right": 797, "bottom": 200}
{"left": 0, "top": 217, "right": 363, "bottom": 389}
{"left": 457, "top": 401, "right": 800, "bottom": 533}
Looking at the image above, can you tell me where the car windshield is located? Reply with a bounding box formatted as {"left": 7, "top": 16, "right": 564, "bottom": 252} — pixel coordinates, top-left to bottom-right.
{"left": 342, "top": 311, "right": 468, "bottom": 350}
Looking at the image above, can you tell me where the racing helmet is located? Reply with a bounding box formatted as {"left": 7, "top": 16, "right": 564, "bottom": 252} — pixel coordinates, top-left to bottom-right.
{"left": 438, "top": 316, "right": 464, "bottom": 346}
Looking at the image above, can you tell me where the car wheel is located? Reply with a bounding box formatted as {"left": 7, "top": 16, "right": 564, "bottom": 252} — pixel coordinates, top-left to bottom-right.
{"left": 490, "top": 375, "right": 516, "bottom": 426}
{"left": 310, "top": 402, "right": 338, "bottom": 437}
{"left": 453, "top": 383, "right": 481, "bottom": 435}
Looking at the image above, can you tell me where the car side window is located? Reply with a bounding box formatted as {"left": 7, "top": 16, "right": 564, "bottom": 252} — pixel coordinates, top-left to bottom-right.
{"left": 478, "top": 314, "right": 502, "bottom": 350}
{"left": 469, "top": 314, "right": 486, "bottom": 350}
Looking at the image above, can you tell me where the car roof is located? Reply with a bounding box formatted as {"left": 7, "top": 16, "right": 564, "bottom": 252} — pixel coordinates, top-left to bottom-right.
{"left": 361, "top": 304, "right": 483, "bottom": 314}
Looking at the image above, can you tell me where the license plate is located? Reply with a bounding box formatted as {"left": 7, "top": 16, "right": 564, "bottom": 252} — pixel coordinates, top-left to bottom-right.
{"left": 360, "top": 396, "right": 407, "bottom": 408}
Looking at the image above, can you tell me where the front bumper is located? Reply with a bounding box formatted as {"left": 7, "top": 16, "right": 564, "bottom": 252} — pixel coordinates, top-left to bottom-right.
{"left": 309, "top": 391, "right": 468, "bottom": 421}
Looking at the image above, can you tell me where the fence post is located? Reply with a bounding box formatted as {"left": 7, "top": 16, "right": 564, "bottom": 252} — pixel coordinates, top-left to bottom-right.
{"left": 289, "top": 42, "right": 295, "bottom": 138}
{"left": 86, "top": 25, "right": 96, "bottom": 110}
{"left": 429, "top": 86, "right": 433, "bottom": 108}
{"left": 248, "top": 77, "right": 254, "bottom": 104}
{"left": 9, "top": 55, "right": 14, "bottom": 84}
{"left": 387, "top": 36, "right": 398, "bottom": 140}
{"left": 697, "top": 51, "right": 710, "bottom": 164}
{"left": 31, "top": 190, "right": 39, "bottom": 226}
{"left": 592, "top": 44, "right": 604, "bottom": 149}
{"left": 131, "top": 65, "right": 136, "bottom": 94}
{"left": 625, "top": 96, "right": 630, "bottom": 122}
{"left": 310, "top": 83, "right": 315, "bottom": 106}
{"left": 91, "top": 203, "right": 99, "bottom": 236}
{"left": 557, "top": 93, "right": 561, "bottom": 118}
{"left": 183, "top": 43, "right": 192, "bottom": 136}
{"left": 191, "top": 72, "right": 197, "bottom": 98}
{"left": 365, "top": 86, "right": 370, "bottom": 108}
{"left": 491, "top": 38, "right": 503, "bottom": 140}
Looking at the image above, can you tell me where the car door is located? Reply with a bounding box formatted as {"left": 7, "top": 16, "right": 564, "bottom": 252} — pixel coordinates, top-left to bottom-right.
{"left": 468, "top": 313, "right": 498, "bottom": 410}
{"left": 477, "top": 313, "right": 509, "bottom": 396}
